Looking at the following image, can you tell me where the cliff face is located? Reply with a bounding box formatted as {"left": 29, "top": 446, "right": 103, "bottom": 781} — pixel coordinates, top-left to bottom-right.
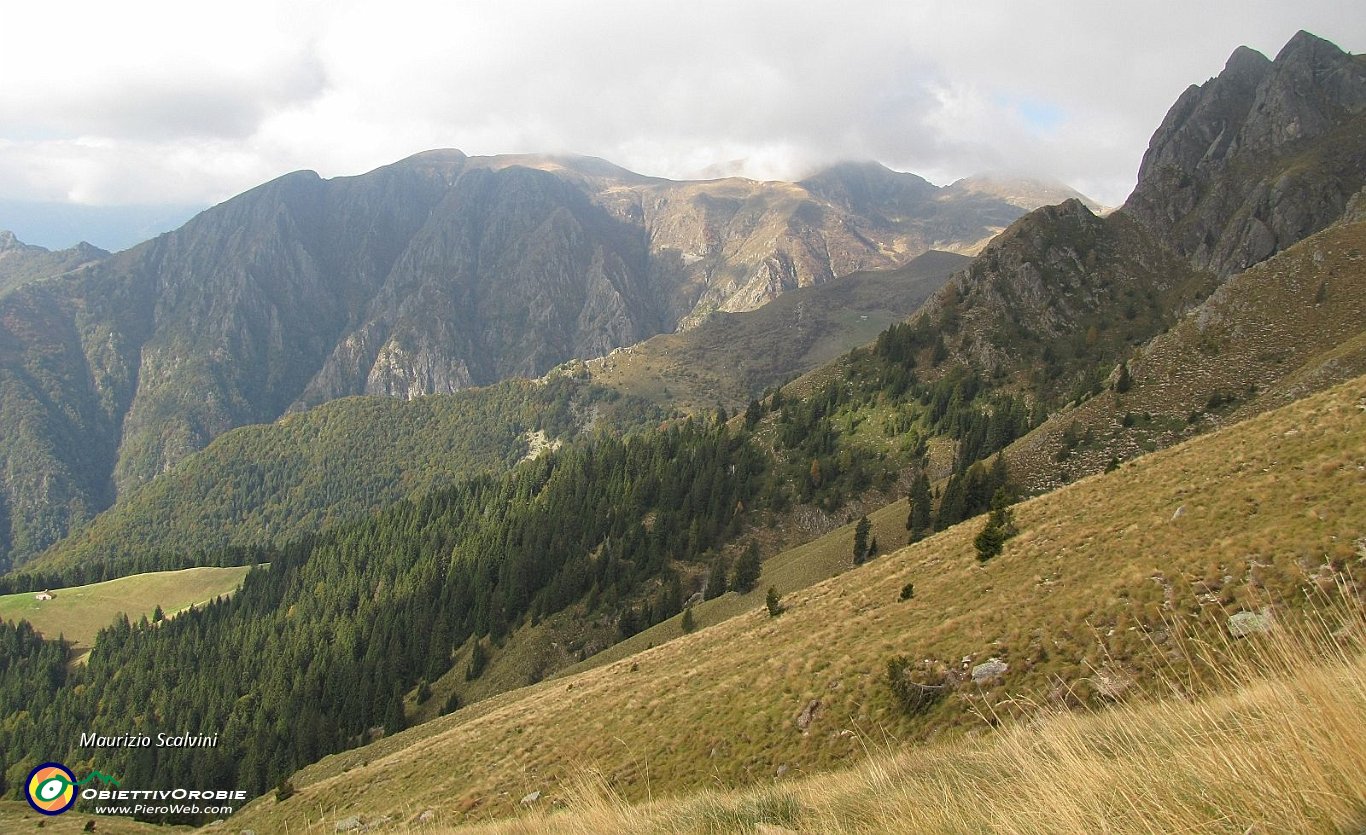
{"left": 293, "top": 162, "right": 664, "bottom": 407}
{"left": 0, "top": 151, "right": 1049, "bottom": 570}
{"left": 1123, "top": 31, "right": 1366, "bottom": 276}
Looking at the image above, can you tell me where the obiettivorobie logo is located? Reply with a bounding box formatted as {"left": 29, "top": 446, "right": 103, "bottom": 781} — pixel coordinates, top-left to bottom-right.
{"left": 25, "top": 761, "right": 243, "bottom": 817}
{"left": 25, "top": 762, "right": 118, "bottom": 815}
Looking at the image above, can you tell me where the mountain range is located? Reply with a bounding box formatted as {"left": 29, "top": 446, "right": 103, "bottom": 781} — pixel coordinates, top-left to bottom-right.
{"left": 0, "top": 156, "right": 1081, "bottom": 572}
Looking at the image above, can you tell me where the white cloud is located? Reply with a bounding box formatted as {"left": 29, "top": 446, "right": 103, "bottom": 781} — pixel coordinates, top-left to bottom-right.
{"left": 0, "top": 0, "right": 1362, "bottom": 210}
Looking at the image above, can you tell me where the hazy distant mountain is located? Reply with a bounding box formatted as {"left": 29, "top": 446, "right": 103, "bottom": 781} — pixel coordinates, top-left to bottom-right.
{"left": 0, "top": 151, "right": 1065, "bottom": 570}
{"left": 0, "top": 231, "right": 107, "bottom": 297}
{"left": 945, "top": 174, "right": 1104, "bottom": 213}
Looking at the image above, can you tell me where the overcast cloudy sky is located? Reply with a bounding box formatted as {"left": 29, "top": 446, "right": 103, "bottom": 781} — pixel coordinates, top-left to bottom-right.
{"left": 1, "top": 0, "right": 1362, "bottom": 220}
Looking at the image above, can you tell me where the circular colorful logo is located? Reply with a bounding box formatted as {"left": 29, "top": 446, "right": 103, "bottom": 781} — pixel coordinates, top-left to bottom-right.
{"left": 25, "top": 762, "right": 77, "bottom": 815}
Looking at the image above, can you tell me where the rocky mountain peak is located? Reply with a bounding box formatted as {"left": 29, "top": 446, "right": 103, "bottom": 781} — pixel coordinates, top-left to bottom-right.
{"left": 69, "top": 241, "right": 108, "bottom": 259}
{"left": 1223, "top": 45, "right": 1274, "bottom": 82}
{"left": 1039, "top": 197, "right": 1096, "bottom": 222}
{"left": 1276, "top": 29, "right": 1347, "bottom": 63}
{"left": 990, "top": 197, "right": 1101, "bottom": 247}
{"left": 1240, "top": 30, "right": 1366, "bottom": 154}
{"left": 1122, "top": 31, "right": 1365, "bottom": 277}
{"left": 1131, "top": 48, "right": 1270, "bottom": 189}
{"left": 0, "top": 230, "right": 31, "bottom": 251}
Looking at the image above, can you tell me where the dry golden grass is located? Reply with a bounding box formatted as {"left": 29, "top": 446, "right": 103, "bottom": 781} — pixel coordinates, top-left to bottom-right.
{"left": 230, "top": 375, "right": 1365, "bottom": 833}
{"left": 0, "top": 800, "right": 193, "bottom": 833}
{"left": 458, "top": 590, "right": 1366, "bottom": 834}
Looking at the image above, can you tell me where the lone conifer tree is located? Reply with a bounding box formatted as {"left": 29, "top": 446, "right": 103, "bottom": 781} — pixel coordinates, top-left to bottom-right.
{"left": 733, "top": 541, "right": 762, "bottom": 593}
{"left": 706, "top": 555, "right": 730, "bottom": 599}
{"left": 974, "top": 488, "right": 1017, "bottom": 562}
{"left": 766, "top": 587, "right": 783, "bottom": 617}
{"left": 853, "top": 515, "right": 872, "bottom": 564}
{"left": 1114, "top": 360, "right": 1133, "bottom": 393}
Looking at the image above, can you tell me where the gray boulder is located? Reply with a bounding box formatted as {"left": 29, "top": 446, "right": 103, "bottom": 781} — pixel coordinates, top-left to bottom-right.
{"left": 971, "top": 658, "right": 1009, "bottom": 684}
{"left": 1228, "top": 608, "right": 1273, "bottom": 638}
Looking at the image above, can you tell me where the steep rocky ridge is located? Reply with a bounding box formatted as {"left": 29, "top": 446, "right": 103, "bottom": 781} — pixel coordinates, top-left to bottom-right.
{"left": 1002, "top": 206, "right": 1366, "bottom": 493}
{"left": 1124, "top": 31, "right": 1366, "bottom": 276}
{"left": 0, "top": 157, "right": 462, "bottom": 569}
{"left": 292, "top": 158, "right": 665, "bottom": 408}
{"left": 891, "top": 32, "right": 1362, "bottom": 445}
{"left": 902, "top": 199, "right": 1218, "bottom": 406}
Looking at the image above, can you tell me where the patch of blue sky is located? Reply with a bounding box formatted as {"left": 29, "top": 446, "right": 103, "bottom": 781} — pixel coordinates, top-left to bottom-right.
{"left": 995, "top": 93, "right": 1067, "bottom": 134}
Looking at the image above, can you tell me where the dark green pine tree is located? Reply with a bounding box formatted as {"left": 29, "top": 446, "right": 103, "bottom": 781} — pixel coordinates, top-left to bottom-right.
{"left": 853, "top": 515, "right": 872, "bottom": 564}
{"left": 974, "top": 488, "right": 1018, "bottom": 562}
{"left": 765, "top": 587, "right": 783, "bottom": 617}
{"left": 382, "top": 689, "right": 406, "bottom": 735}
{"left": 1114, "top": 360, "right": 1133, "bottom": 393}
{"left": 974, "top": 517, "right": 1006, "bottom": 562}
{"left": 744, "top": 399, "right": 763, "bottom": 430}
{"left": 706, "top": 555, "right": 730, "bottom": 599}
{"left": 989, "top": 486, "right": 1017, "bottom": 538}
{"left": 988, "top": 453, "right": 1009, "bottom": 498}
{"left": 733, "top": 541, "right": 762, "bottom": 594}
{"left": 906, "top": 472, "right": 932, "bottom": 543}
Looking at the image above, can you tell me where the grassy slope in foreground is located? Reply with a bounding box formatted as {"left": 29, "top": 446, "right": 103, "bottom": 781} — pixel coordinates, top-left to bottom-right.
{"left": 0, "top": 566, "right": 251, "bottom": 652}
{"left": 464, "top": 603, "right": 1366, "bottom": 834}
{"left": 233, "top": 375, "right": 1366, "bottom": 832}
